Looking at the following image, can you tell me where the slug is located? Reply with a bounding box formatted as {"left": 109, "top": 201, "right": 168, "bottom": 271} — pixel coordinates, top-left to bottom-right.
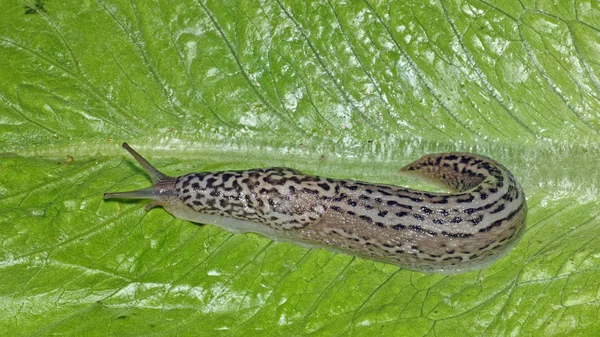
{"left": 104, "top": 143, "right": 527, "bottom": 274}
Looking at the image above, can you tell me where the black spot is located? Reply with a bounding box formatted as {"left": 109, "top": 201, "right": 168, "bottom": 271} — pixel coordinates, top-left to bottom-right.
{"left": 333, "top": 193, "right": 347, "bottom": 202}
{"left": 359, "top": 194, "right": 370, "bottom": 200}
{"left": 209, "top": 189, "right": 219, "bottom": 197}
{"left": 387, "top": 200, "right": 412, "bottom": 209}
{"left": 378, "top": 210, "right": 389, "bottom": 217}
{"left": 232, "top": 180, "right": 243, "bottom": 192}
{"left": 502, "top": 193, "right": 514, "bottom": 202}
{"left": 490, "top": 204, "right": 505, "bottom": 214}
{"left": 348, "top": 200, "right": 357, "bottom": 207}
{"left": 413, "top": 214, "right": 425, "bottom": 221}
{"left": 302, "top": 188, "right": 319, "bottom": 195}
{"left": 450, "top": 217, "right": 463, "bottom": 224}
{"left": 375, "top": 222, "right": 385, "bottom": 227}
{"left": 183, "top": 195, "right": 192, "bottom": 201}
{"left": 480, "top": 193, "right": 488, "bottom": 200}
{"left": 429, "top": 197, "right": 448, "bottom": 204}
{"left": 395, "top": 211, "right": 408, "bottom": 217}
{"left": 374, "top": 198, "right": 383, "bottom": 203}
{"left": 347, "top": 210, "right": 356, "bottom": 216}
{"left": 392, "top": 224, "right": 405, "bottom": 230}
{"left": 420, "top": 206, "right": 432, "bottom": 214}
{"left": 464, "top": 208, "right": 476, "bottom": 214}
{"left": 191, "top": 182, "right": 200, "bottom": 189}
{"left": 301, "top": 175, "right": 319, "bottom": 183}
{"left": 318, "top": 183, "right": 331, "bottom": 191}
{"left": 440, "top": 231, "right": 473, "bottom": 238}
{"left": 378, "top": 189, "right": 392, "bottom": 196}
{"left": 206, "top": 177, "right": 217, "bottom": 187}
{"left": 432, "top": 218, "right": 444, "bottom": 225}
{"left": 408, "top": 225, "right": 438, "bottom": 236}
{"left": 479, "top": 219, "right": 503, "bottom": 232}
{"left": 359, "top": 215, "right": 373, "bottom": 223}
{"left": 456, "top": 195, "right": 475, "bottom": 203}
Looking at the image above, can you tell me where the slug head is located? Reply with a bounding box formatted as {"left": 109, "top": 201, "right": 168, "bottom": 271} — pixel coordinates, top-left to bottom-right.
{"left": 104, "top": 143, "right": 178, "bottom": 210}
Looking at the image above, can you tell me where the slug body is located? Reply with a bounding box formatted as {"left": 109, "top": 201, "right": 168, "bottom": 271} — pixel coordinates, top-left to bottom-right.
{"left": 104, "top": 143, "right": 526, "bottom": 274}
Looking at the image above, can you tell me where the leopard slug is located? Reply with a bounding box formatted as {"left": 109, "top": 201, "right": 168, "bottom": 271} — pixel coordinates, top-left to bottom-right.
{"left": 104, "top": 143, "right": 527, "bottom": 274}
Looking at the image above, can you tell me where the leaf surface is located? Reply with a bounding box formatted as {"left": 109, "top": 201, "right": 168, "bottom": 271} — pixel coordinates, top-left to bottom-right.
{"left": 1, "top": 1, "right": 599, "bottom": 336}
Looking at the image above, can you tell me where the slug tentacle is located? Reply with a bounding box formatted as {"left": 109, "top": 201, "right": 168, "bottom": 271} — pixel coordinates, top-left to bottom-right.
{"left": 104, "top": 145, "right": 527, "bottom": 274}
{"left": 103, "top": 143, "right": 177, "bottom": 206}
{"left": 121, "top": 142, "right": 173, "bottom": 183}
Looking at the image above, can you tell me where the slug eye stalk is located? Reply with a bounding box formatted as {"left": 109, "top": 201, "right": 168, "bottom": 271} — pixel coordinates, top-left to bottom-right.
{"left": 103, "top": 143, "right": 176, "bottom": 207}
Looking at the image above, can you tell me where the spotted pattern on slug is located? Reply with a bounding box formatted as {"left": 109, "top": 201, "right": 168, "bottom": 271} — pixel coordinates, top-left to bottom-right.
{"left": 175, "top": 168, "right": 339, "bottom": 230}
{"left": 301, "top": 154, "right": 527, "bottom": 273}
{"left": 104, "top": 144, "right": 527, "bottom": 275}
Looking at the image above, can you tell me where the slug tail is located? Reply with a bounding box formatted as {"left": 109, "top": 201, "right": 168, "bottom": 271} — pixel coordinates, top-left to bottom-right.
{"left": 400, "top": 152, "right": 491, "bottom": 192}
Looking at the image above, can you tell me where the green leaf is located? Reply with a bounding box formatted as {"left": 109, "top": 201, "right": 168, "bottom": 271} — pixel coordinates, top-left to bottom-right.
{"left": 2, "top": 0, "right": 599, "bottom": 335}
